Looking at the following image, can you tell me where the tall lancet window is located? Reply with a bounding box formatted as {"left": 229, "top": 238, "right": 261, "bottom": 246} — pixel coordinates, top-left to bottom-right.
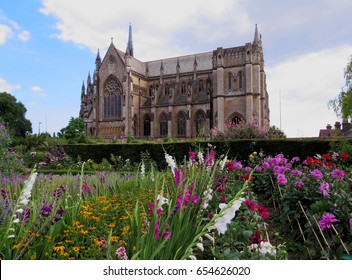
{"left": 195, "top": 110, "right": 206, "bottom": 137}
{"left": 160, "top": 112, "right": 168, "bottom": 136}
{"left": 103, "top": 75, "right": 122, "bottom": 120}
{"left": 177, "top": 111, "right": 186, "bottom": 136}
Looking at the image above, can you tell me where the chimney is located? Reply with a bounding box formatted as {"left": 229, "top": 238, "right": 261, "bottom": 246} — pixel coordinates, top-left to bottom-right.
{"left": 335, "top": 121, "right": 341, "bottom": 130}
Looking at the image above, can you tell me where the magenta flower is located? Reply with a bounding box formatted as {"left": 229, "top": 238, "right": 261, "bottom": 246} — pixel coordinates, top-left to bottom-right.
{"left": 191, "top": 194, "right": 198, "bottom": 204}
{"left": 331, "top": 169, "right": 345, "bottom": 180}
{"left": 310, "top": 169, "right": 323, "bottom": 180}
{"left": 163, "top": 231, "right": 172, "bottom": 240}
{"left": 154, "top": 219, "right": 161, "bottom": 240}
{"left": 349, "top": 218, "right": 352, "bottom": 229}
{"left": 319, "top": 182, "right": 330, "bottom": 196}
{"left": 277, "top": 174, "right": 288, "bottom": 186}
{"left": 295, "top": 181, "right": 304, "bottom": 188}
{"left": 318, "top": 213, "right": 338, "bottom": 230}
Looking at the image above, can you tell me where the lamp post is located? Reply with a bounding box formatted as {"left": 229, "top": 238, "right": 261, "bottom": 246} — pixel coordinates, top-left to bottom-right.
{"left": 39, "top": 122, "right": 42, "bottom": 135}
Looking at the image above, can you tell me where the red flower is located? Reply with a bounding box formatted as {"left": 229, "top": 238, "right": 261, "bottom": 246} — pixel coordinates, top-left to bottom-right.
{"left": 322, "top": 154, "right": 331, "bottom": 160}
{"left": 340, "top": 153, "right": 348, "bottom": 160}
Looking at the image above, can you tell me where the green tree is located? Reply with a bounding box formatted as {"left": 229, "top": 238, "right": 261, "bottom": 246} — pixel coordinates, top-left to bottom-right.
{"left": 328, "top": 55, "right": 352, "bottom": 121}
{"left": 0, "top": 92, "right": 32, "bottom": 137}
{"left": 58, "top": 117, "right": 85, "bottom": 143}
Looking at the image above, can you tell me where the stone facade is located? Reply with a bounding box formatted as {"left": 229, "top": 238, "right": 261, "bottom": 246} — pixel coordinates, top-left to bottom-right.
{"left": 80, "top": 24, "right": 270, "bottom": 140}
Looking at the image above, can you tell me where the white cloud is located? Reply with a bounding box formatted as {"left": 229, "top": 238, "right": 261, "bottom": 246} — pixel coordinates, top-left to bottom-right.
{"left": 31, "top": 85, "right": 46, "bottom": 97}
{"left": 39, "top": 0, "right": 252, "bottom": 60}
{"left": 0, "top": 24, "right": 12, "bottom": 44}
{"left": 267, "top": 45, "right": 352, "bottom": 137}
{"left": 18, "top": 30, "right": 30, "bottom": 42}
{"left": 0, "top": 77, "right": 21, "bottom": 93}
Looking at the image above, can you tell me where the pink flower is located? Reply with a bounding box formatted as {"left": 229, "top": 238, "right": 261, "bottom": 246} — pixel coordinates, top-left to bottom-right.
{"left": 295, "top": 181, "right": 304, "bottom": 188}
{"left": 163, "top": 231, "right": 172, "bottom": 240}
{"left": 331, "top": 169, "right": 345, "bottom": 180}
{"left": 154, "top": 219, "right": 161, "bottom": 240}
{"left": 243, "top": 199, "right": 256, "bottom": 211}
{"left": 277, "top": 174, "right": 287, "bottom": 186}
{"left": 192, "top": 194, "right": 198, "bottom": 204}
{"left": 310, "top": 169, "right": 323, "bottom": 180}
{"left": 318, "top": 213, "right": 338, "bottom": 230}
{"left": 349, "top": 218, "right": 352, "bottom": 229}
{"left": 115, "top": 247, "right": 128, "bottom": 260}
{"left": 319, "top": 182, "right": 330, "bottom": 196}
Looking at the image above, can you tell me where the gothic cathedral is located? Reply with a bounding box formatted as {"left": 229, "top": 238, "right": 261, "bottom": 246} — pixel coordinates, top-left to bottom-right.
{"left": 80, "top": 24, "right": 270, "bottom": 140}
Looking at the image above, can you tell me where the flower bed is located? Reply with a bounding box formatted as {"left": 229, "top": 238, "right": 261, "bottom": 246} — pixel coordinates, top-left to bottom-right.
{"left": 0, "top": 147, "right": 351, "bottom": 260}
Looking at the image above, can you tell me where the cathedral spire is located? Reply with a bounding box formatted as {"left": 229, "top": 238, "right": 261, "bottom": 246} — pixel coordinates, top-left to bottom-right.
{"left": 126, "top": 23, "right": 134, "bottom": 57}
{"left": 253, "top": 24, "right": 260, "bottom": 44}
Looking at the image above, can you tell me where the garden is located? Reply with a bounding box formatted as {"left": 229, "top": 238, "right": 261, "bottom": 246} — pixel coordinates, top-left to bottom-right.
{"left": 0, "top": 123, "right": 351, "bottom": 260}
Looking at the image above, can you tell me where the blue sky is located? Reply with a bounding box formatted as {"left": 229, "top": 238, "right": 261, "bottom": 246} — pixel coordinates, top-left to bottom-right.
{"left": 1, "top": 0, "right": 352, "bottom": 137}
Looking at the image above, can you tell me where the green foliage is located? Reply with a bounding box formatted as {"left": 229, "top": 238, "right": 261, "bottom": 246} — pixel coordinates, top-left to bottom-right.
{"left": 328, "top": 55, "right": 352, "bottom": 120}
{"left": 0, "top": 92, "right": 32, "bottom": 137}
{"left": 58, "top": 117, "right": 85, "bottom": 144}
{"left": 0, "top": 123, "right": 24, "bottom": 176}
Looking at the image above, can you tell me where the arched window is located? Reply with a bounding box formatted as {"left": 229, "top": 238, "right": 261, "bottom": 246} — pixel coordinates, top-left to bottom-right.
{"left": 177, "top": 111, "right": 186, "bottom": 136}
{"left": 160, "top": 112, "right": 168, "bottom": 136}
{"left": 103, "top": 75, "right": 122, "bottom": 120}
{"left": 143, "top": 114, "right": 151, "bottom": 136}
{"left": 195, "top": 110, "right": 206, "bottom": 137}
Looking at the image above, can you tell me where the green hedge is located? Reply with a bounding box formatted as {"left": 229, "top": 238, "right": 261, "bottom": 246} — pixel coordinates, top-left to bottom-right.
{"left": 61, "top": 138, "right": 352, "bottom": 170}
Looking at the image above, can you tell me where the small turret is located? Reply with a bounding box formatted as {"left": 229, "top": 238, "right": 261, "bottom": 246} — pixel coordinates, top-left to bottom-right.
{"left": 125, "top": 23, "right": 134, "bottom": 57}
{"left": 81, "top": 81, "right": 85, "bottom": 96}
{"left": 95, "top": 49, "right": 101, "bottom": 70}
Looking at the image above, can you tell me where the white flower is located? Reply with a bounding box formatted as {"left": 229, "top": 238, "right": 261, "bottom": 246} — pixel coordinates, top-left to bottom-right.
{"left": 16, "top": 208, "right": 24, "bottom": 214}
{"left": 19, "top": 172, "right": 37, "bottom": 206}
{"left": 140, "top": 163, "right": 145, "bottom": 178}
{"left": 204, "top": 233, "right": 214, "bottom": 242}
{"left": 196, "top": 242, "right": 204, "bottom": 252}
{"left": 210, "top": 198, "right": 244, "bottom": 235}
{"left": 13, "top": 218, "right": 20, "bottom": 223}
{"left": 198, "top": 151, "right": 204, "bottom": 164}
{"left": 249, "top": 241, "right": 276, "bottom": 256}
{"left": 157, "top": 194, "right": 168, "bottom": 206}
{"left": 8, "top": 235, "right": 15, "bottom": 239}
{"left": 220, "top": 155, "right": 227, "bottom": 171}
{"left": 189, "top": 255, "right": 197, "bottom": 260}
{"left": 165, "top": 153, "right": 176, "bottom": 174}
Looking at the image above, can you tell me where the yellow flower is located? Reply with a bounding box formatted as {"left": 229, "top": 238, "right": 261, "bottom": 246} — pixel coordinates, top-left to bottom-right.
{"left": 80, "top": 229, "right": 88, "bottom": 235}
{"left": 110, "top": 236, "right": 119, "bottom": 242}
{"left": 73, "top": 246, "right": 80, "bottom": 252}
{"left": 12, "top": 244, "right": 21, "bottom": 250}
{"left": 53, "top": 245, "right": 65, "bottom": 253}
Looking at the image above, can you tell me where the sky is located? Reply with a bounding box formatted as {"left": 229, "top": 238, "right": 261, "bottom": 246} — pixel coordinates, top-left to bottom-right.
{"left": 1, "top": 0, "right": 352, "bottom": 138}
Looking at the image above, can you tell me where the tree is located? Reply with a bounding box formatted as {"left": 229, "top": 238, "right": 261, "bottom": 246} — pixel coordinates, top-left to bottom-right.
{"left": 0, "top": 92, "right": 32, "bottom": 137}
{"left": 328, "top": 55, "right": 352, "bottom": 121}
{"left": 58, "top": 117, "right": 85, "bottom": 143}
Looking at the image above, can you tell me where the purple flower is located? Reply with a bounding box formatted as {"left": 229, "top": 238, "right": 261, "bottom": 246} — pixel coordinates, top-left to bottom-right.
{"left": 310, "top": 169, "right": 323, "bottom": 180}
{"left": 295, "top": 181, "right": 304, "bottom": 188}
{"left": 349, "top": 218, "right": 352, "bottom": 229}
{"left": 40, "top": 204, "right": 53, "bottom": 217}
{"left": 319, "top": 182, "right": 330, "bottom": 196}
{"left": 163, "top": 231, "right": 172, "bottom": 240}
{"left": 23, "top": 208, "right": 31, "bottom": 223}
{"left": 277, "top": 174, "right": 288, "bottom": 186}
{"left": 192, "top": 194, "right": 198, "bottom": 204}
{"left": 318, "top": 213, "right": 338, "bottom": 230}
{"left": 331, "top": 169, "right": 345, "bottom": 180}
{"left": 57, "top": 207, "right": 65, "bottom": 216}
{"left": 291, "top": 169, "right": 302, "bottom": 176}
